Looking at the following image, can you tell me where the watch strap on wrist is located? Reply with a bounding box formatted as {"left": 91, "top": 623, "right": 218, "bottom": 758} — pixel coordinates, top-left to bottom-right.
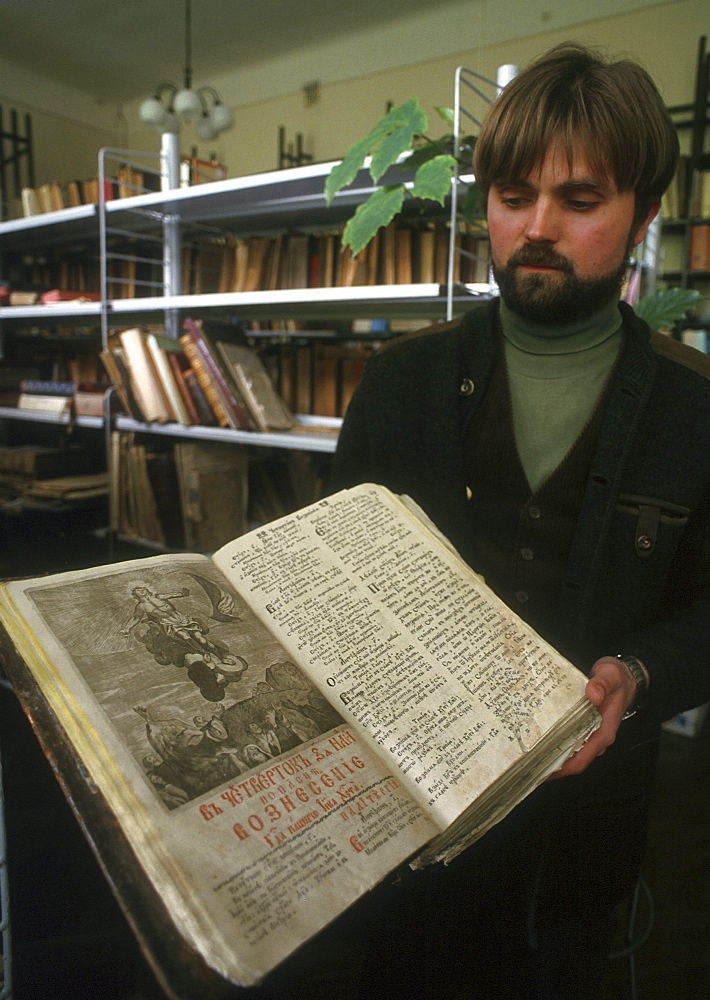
{"left": 616, "top": 654, "right": 648, "bottom": 718}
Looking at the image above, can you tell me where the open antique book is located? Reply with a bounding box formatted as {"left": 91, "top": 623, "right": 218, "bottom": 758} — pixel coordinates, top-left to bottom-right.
{"left": 0, "top": 483, "right": 599, "bottom": 989}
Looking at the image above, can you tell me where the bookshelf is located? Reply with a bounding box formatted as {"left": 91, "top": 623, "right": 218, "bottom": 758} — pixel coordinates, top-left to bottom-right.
{"left": 0, "top": 142, "right": 488, "bottom": 548}
{"left": 661, "top": 36, "right": 710, "bottom": 301}
{"left": 0, "top": 148, "right": 487, "bottom": 400}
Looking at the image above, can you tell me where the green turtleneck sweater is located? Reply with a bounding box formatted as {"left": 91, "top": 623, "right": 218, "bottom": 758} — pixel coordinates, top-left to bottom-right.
{"left": 500, "top": 297, "right": 623, "bottom": 493}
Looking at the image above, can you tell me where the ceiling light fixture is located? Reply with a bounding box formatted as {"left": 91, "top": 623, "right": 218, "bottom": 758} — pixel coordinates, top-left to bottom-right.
{"left": 139, "top": 0, "right": 234, "bottom": 142}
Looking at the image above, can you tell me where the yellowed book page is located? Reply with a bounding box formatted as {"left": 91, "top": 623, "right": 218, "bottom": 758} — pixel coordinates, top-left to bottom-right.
{"left": 0, "top": 552, "right": 434, "bottom": 987}
{"left": 213, "top": 484, "right": 596, "bottom": 830}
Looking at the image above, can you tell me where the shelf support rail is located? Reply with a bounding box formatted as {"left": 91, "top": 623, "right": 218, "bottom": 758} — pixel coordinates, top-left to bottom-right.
{"left": 160, "top": 134, "right": 182, "bottom": 339}
{"left": 446, "top": 65, "right": 516, "bottom": 321}
{"left": 98, "top": 147, "right": 167, "bottom": 349}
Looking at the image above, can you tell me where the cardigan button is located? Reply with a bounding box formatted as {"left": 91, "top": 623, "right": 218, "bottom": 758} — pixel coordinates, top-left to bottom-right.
{"left": 459, "top": 378, "right": 475, "bottom": 396}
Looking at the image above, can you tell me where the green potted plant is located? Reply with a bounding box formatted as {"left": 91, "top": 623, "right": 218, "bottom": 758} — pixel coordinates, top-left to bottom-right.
{"left": 325, "top": 98, "right": 484, "bottom": 258}
{"left": 325, "top": 99, "right": 703, "bottom": 332}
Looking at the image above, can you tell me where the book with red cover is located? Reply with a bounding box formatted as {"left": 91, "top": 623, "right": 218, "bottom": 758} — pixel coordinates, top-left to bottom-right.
{"left": 182, "top": 318, "right": 254, "bottom": 430}
{"left": 40, "top": 289, "right": 101, "bottom": 303}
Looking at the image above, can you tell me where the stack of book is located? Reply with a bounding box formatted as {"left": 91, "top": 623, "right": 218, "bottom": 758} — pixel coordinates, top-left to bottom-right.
{"left": 17, "top": 378, "right": 76, "bottom": 417}
{"left": 13, "top": 378, "right": 113, "bottom": 418}
{"left": 0, "top": 444, "right": 107, "bottom": 512}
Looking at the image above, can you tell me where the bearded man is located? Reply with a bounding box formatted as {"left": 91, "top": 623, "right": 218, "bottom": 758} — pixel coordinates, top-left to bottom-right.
{"left": 330, "top": 42, "right": 710, "bottom": 1000}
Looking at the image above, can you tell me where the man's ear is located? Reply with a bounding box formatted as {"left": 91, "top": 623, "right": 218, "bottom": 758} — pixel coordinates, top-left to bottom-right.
{"left": 632, "top": 198, "right": 661, "bottom": 247}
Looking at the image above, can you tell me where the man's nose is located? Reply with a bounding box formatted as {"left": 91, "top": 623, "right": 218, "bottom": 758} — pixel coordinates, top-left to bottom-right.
{"left": 524, "top": 198, "right": 559, "bottom": 242}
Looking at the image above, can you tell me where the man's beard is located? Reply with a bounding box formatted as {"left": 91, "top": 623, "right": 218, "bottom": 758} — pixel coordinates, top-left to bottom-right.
{"left": 491, "top": 243, "right": 629, "bottom": 325}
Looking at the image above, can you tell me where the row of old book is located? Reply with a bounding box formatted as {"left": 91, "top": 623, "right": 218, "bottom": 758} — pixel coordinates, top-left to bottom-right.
{"left": 2, "top": 244, "right": 100, "bottom": 305}
{"left": 213, "top": 221, "right": 490, "bottom": 295}
{"left": 17, "top": 156, "right": 227, "bottom": 220}
{"left": 1, "top": 319, "right": 380, "bottom": 423}
{"left": 0, "top": 435, "right": 322, "bottom": 551}
{"left": 3, "top": 218, "right": 490, "bottom": 309}
{"left": 102, "top": 319, "right": 296, "bottom": 432}
{"left": 0, "top": 434, "right": 319, "bottom": 547}
{"left": 111, "top": 434, "right": 324, "bottom": 551}
{"left": 661, "top": 158, "right": 710, "bottom": 221}
{"left": 20, "top": 166, "right": 150, "bottom": 218}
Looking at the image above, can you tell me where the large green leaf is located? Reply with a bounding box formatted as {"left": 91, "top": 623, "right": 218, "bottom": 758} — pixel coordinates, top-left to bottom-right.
{"left": 324, "top": 135, "right": 375, "bottom": 205}
{"left": 371, "top": 112, "right": 428, "bottom": 181}
{"left": 341, "top": 184, "right": 406, "bottom": 258}
{"left": 633, "top": 287, "right": 701, "bottom": 328}
{"left": 410, "top": 155, "right": 456, "bottom": 204}
{"left": 324, "top": 98, "right": 427, "bottom": 204}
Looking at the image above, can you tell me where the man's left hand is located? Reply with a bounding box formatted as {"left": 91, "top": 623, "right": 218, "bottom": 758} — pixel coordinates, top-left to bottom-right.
{"left": 549, "top": 656, "right": 644, "bottom": 779}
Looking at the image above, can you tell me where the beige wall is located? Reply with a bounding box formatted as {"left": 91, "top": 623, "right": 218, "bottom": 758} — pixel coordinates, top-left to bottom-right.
{"left": 0, "top": 58, "right": 125, "bottom": 196}
{"left": 0, "top": 0, "right": 705, "bottom": 189}
{"left": 126, "top": 0, "right": 705, "bottom": 179}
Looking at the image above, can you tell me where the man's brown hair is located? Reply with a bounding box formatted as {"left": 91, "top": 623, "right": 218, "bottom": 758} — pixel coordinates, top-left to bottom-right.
{"left": 473, "top": 42, "right": 679, "bottom": 222}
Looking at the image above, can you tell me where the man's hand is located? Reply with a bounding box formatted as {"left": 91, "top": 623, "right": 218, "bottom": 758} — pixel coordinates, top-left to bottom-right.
{"left": 549, "top": 655, "right": 646, "bottom": 779}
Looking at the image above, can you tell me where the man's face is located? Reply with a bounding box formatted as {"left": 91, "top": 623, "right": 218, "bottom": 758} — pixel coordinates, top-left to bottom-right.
{"left": 487, "top": 142, "right": 657, "bottom": 324}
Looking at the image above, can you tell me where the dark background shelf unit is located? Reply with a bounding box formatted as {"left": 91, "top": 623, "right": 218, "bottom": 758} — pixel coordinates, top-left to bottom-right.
{"left": 662, "top": 35, "right": 709, "bottom": 290}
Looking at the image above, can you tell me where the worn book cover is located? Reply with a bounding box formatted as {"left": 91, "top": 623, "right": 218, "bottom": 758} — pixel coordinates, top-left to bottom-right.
{"left": 215, "top": 341, "right": 294, "bottom": 432}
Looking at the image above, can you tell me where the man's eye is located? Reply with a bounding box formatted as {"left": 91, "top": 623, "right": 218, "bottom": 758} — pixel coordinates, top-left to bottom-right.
{"left": 501, "top": 197, "right": 527, "bottom": 208}
{"left": 568, "top": 199, "right": 597, "bottom": 211}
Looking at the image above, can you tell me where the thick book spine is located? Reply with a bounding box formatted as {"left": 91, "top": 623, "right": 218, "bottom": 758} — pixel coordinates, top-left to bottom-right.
{"left": 168, "top": 352, "right": 201, "bottom": 425}
{"left": 100, "top": 349, "right": 140, "bottom": 420}
{"left": 17, "top": 393, "right": 72, "bottom": 415}
{"left": 18, "top": 379, "right": 75, "bottom": 396}
{"left": 118, "top": 328, "right": 172, "bottom": 424}
{"left": 182, "top": 319, "right": 253, "bottom": 430}
{"left": 179, "top": 333, "right": 231, "bottom": 428}
{"left": 182, "top": 369, "right": 217, "bottom": 426}
{"left": 145, "top": 335, "right": 190, "bottom": 426}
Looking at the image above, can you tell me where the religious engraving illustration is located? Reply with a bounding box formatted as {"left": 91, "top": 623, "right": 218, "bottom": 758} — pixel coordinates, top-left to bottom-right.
{"left": 25, "top": 561, "right": 344, "bottom": 808}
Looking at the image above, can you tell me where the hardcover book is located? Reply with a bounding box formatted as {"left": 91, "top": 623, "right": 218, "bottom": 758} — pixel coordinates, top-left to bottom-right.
{"left": 0, "top": 484, "right": 598, "bottom": 990}
{"left": 215, "top": 341, "right": 294, "bottom": 432}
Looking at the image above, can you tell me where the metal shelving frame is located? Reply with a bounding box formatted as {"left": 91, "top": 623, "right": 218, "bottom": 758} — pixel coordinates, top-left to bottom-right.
{"left": 0, "top": 131, "right": 493, "bottom": 475}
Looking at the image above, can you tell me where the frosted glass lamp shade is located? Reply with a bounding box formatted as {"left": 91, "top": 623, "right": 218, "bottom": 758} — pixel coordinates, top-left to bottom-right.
{"left": 139, "top": 96, "right": 169, "bottom": 128}
{"left": 195, "top": 114, "right": 217, "bottom": 141}
{"left": 174, "top": 87, "right": 203, "bottom": 120}
{"left": 210, "top": 102, "right": 234, "bottom": 133}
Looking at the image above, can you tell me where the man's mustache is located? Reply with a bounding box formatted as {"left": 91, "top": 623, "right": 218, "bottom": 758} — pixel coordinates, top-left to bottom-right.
{"left": 507, "top": 246, "right": 574, "bottom": 272}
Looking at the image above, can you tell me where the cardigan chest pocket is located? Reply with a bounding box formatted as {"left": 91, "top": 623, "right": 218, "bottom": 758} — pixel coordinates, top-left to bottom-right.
{"left": 616, "top": 494, "right": 689, "bottom": 558}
